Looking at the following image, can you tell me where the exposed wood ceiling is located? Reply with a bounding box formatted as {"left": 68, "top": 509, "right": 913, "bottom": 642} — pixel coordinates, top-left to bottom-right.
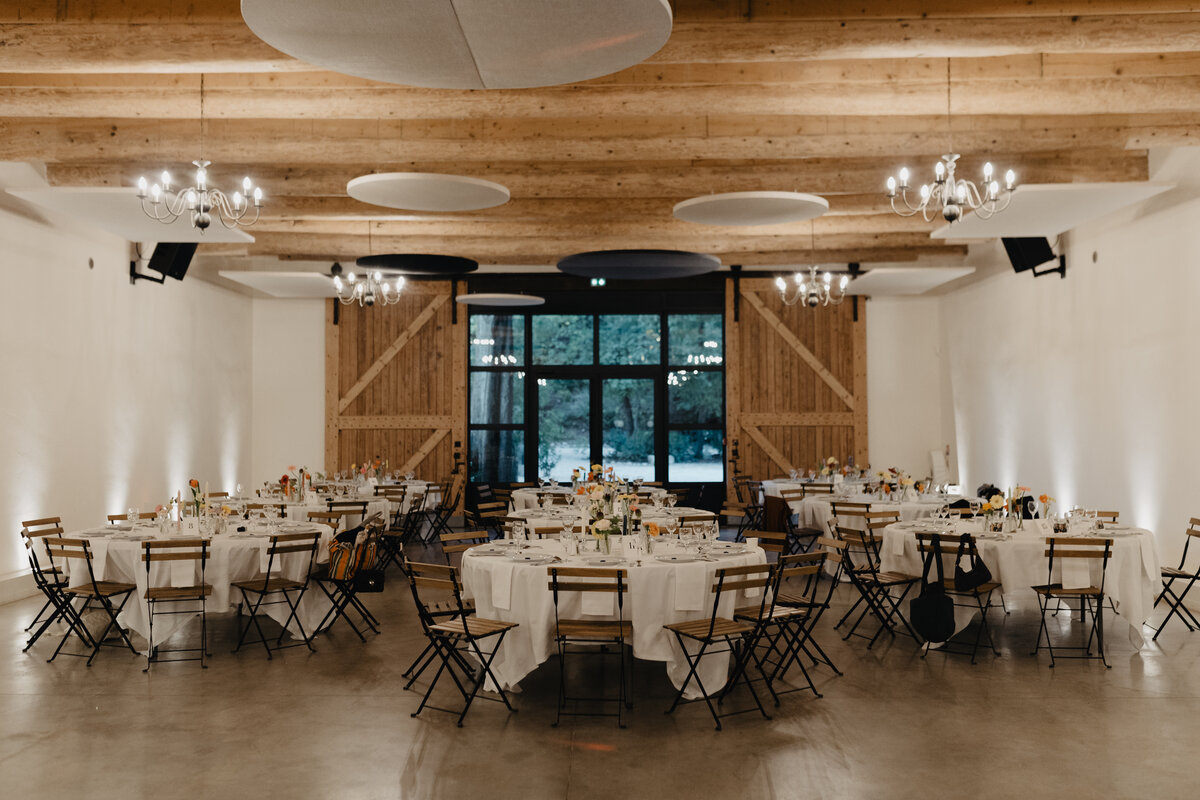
{"left": 2, "top": 1, "right": 1197, "bottom": 272}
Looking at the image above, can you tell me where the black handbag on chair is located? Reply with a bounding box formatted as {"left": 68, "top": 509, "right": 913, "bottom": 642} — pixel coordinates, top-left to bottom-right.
{"left": 909, "top": 535, "right": 955, "bottom": 643}
{"left": 953, "top": 533, "right": 992, "bottom": 592}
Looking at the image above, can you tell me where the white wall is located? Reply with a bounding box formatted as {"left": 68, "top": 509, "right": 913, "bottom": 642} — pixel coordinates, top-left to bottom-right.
{"left": 0, "top": 196, "right": 253, "bottom": 596}
{"left": 250, "top": 298, "right": 326, "bottom": 489}
{"left": 867, "top": 297, "right": 955, "bottom": 478}
{"left": 941, "top": 163, "right": 1200, "bottom": 558}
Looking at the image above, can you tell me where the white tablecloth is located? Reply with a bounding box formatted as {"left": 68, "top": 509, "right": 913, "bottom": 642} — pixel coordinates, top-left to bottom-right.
{"left": 511, "top": 485, "right": 667, "bottom": 511}
{"left": 879, "top": 519, "right": 1161, "bottom": 648}
{"left": 282, "top": 497, "right": 391, "bottom": 529}
{"left": 461, "top": 536, "right": 765, "bottom": 699}
{"left": 60, "top": 521, "right": 334, "bottom": 652}
{"left": 789, "top": 493, "right": 947, "bottom": 531}
{"left": 510, "top": 505, "right": 715, "bottom": 535}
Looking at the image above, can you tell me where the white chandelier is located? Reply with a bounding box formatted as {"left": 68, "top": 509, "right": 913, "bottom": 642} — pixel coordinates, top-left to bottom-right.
{"left": 331, "top": 264, "right": 404, "bottom": 307}
{"left": 885, "top": 62, "right": 1017, "bottom": 223}
{"left": 775, "top": 266, "right": 850, "bottom": 307}
{"left": 886, "top": 155, "right": 1015, "bottom": 223}
{"left": 136, "top": 160, "right": 262, "bottom": 231}
{"left": 134, "top": 76, "right": 263, "bottom": 231}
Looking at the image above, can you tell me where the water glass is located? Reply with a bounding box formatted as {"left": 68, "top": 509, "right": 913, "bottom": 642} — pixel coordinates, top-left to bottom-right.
{"left": 127, "top": 507, "right": 139, "bottom": 526}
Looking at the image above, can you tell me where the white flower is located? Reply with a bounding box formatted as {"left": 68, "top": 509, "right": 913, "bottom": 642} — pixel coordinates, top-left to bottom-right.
{"left": 593, "top": 518, "right": 612, "bottom": 532}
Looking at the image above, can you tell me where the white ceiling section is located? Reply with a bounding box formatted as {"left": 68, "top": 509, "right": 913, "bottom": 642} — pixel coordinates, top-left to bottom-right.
{"left": 347, "top": 173, "right": 510, "bottom": 212}
{"left": 8, "top": 187, "right": 255, "bottom": 244}
{"left": 846, "top": 266, "right": 976, "bottom": 296}
{"left": 219, "top": 271, "right": 336, "bottom": 298}
{"left": 930, "top": 183, "right": 1174, "bottom": 240}
{"left": 241, "top": 0, "right": 673, "bottom": 89}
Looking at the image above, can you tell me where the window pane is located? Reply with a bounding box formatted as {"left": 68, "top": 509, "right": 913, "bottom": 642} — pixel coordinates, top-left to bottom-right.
{"left": 532, "top": 315, "right": 593, "bottom": 365}
{"left": 668, "top": 314, "right": 723, "bottom": 366}
{"left": 469, "top": 429, "right": 525, "bottom": 484}
{"left": 537, "top": 379, "right": 590, "bottom": 483}
{"left": 470, "top": 314, "right": 524, "bottom": 367}
{"left": 599, "top": 315, "right": 660, "bottom": 365}
{"left": 668, "top": 370, "right": 722, "bottom": 425}
{"left": 603, "top": 378, "right": 655, "bottom": 480}
{"left": 669, "top": 430, "right": 723, "bottom": 483}
{"left": 469, "top": 372, "right": 524, "bottom": 425}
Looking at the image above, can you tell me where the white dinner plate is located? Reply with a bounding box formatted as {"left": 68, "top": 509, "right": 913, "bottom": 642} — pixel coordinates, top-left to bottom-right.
{"left": 580, "top": 555, "right": 627, "bottom": 566}
{"left": 492, "top": 540, "right": 528, "bottom": 548}
{"left": 508, "top": 552, "right": 557, "bottom": 564}
{"left": 655, "top": 554, "right": 700, "bottom": 563}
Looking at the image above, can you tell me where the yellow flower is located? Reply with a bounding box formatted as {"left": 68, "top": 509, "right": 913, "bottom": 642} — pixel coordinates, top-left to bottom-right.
{"left": 990, "top": 494, "right": 1004, "bottom": 507}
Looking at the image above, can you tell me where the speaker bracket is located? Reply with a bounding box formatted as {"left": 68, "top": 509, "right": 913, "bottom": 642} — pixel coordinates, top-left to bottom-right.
{"left": 129, "top": 260, "right": 166, "bottom": 286}
{"left": 1031, "top": 254, "right": 1067, "bottom": 280}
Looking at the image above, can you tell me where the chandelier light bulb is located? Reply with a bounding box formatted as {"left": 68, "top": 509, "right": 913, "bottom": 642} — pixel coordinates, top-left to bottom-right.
{"left": 793, "top": 273, "right": 802, "bottom": 286}
{"left": 775, "top": 276, "right": 786, "bottom": 291}
{"left": 838, "top": 275, "right": 850, "bottom": 290}
{"left": 136, "top": 176, "right": 148, "bottom": 196}
{"left": 253, "top": 187, "right": 263, "bottom": 206}
{"left": 232, "top": 191, "right": 243, "bottom": 210}
{"left": 886, "top": 176, "right": 897, "bottom": 197}
{"left": 934, "top": 161, "right": 946, "bottom": 182}
{"left": 1005, "top": 169, "right": 1016, "bottom": 190}
{"left": 347, "top": 272, "right": 357, "bottom": 282}
{"left": 196, "top": 166, "right": 207, "bottom": 189}
{"left": 185, "top": 189, "right": 198, "bottom": 209}
{"left": 160, "top": 171, "right": 171, "bottom": 189}
{"left": 899, "top": 167, "right": 910, "bottom": 188}
{"left": 242, "top": 176, "right": 253, "bottom": 193}
{"left": 983, "top": 162, "right": 994, "bottom": 181}
{"left": 331, "top": 269, "right": 405, "bottom": 308}
{"left": 150, "top": 183, "right": 162, "bottom": 203}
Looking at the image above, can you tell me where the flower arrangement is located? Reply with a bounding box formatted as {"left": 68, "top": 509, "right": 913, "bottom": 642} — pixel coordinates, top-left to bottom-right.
{"left": 188, "top": 478, "right": 203, "bottom": 517}
{"left": 590, "top": 516, "right": 614, "bottom": 553}
{"left": 1039, "top": 493, "right": 1056, "bottom": 518}
{"left": 644, "top": 521, "right": 660, "bottom": 537}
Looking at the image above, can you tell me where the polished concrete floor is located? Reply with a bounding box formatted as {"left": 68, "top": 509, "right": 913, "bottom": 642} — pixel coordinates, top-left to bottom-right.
{"left": 2, "top": 539, "right": 1198, "bottom": 800}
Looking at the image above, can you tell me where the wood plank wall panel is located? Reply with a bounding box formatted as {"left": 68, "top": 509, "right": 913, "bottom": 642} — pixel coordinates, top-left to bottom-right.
{"left": 325, "top": 285, "right": 463, "bottom": 483}
{"left": 725, "top": 277, "right": 867, "bottom": 488}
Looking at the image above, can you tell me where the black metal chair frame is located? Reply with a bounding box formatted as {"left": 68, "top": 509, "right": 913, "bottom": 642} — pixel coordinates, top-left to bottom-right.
{"left": 664, "top": 563, "right": 775, "bottom": 731}
{"left": 548, "top": 567, "right": 633, "bottom": 728}
{"left": 915, "top": 533, "right": 1001, "bottom": 665}
{"left": 744, "top": 550, "right": 840, "bottom": 701}
{"left": 1151, "top": 519, "right": 1200, "bottom": 640}
{"left": 834, "top": 522, "right": 922, "bottom": 648}
{"left": 404, "top": 560, "right": 518, "bottom": 727}
{"left": 1031, "top": 536, "right": 1113, "bottom": 668}
{"left": 423, "top": 481, "right": 462, "bottom": 543}
{"left": 314, "top": 520, "right": 384, "bottom": 641}
{"left": 44, "top": 538, "right": 138, "bottom": 666}
{"left": 20, "top": 522, "right": 74, "bottom": 652}
{"left": 142, "top": 539, "right": 212, "bottom": 671}
{"left": 233, "top": 532, "right": 320, "bottom": 659}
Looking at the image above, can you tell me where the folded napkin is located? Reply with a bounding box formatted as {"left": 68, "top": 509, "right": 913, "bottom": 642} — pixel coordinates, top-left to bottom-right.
{"left": 581, "top": 588, "right": 615, "bottom": 616}
{"left": 170, "top": 556, "right": 194, "bottom": 588}
{"left": 1060, "top": 555, "right": 1093, "bottom": 590}
{"left": 491, "top": 560, "right": 516, "bottom": 610}
{"left": 674, "top": 563, "right": 709, "bottom": 611}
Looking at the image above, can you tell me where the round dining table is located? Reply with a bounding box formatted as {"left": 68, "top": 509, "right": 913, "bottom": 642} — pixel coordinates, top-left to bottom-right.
{"left": 879, "top": 518, "right": 1161, "bottom": 647}
{"left": 460, "top": 534, "right": 766, "bottom": 699}
{"left": 509, "top": 504, "right": 716, "bottom": 536}
{"left": 57, "top": 519, "right": 334, "bottom": 652}
{"left": 764, "top": 485, "right": 950, "bottom": 531}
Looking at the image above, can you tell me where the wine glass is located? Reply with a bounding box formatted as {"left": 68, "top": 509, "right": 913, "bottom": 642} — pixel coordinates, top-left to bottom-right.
{"left": 127, "top": 507, "right": 140, "bottom": 528}
{"left": 235, "top": 482, "right": 243, "bottom": 497}
{"left": 405, "top": 471, "right": 414, "bottom": 482}
{"left": 666, "top": 493, "right": 677, "bottom": 509}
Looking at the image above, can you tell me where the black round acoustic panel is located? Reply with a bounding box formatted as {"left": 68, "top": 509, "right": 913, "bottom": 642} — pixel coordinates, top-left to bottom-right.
{"left": 355, "top": 253, "right": 478, "bottom": 277}
{"left": 556, "top": 249, "right": 721, "bottom": 280}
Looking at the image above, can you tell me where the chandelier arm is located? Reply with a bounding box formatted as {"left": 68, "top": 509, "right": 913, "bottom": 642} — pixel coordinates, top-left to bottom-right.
{"left": 889, "top": 194, "right": 921, "bottom": 217}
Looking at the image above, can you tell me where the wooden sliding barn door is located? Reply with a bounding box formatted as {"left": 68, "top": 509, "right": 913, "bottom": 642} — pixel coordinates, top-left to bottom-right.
{"left": 324, "top": 285, "right": 466, "bottom": 481}
{"left": 725, "top": 277, "right": 867, "bottom": 490}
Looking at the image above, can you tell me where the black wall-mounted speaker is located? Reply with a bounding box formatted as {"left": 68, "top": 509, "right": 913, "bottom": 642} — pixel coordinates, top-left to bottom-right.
{"left": 1002, "top": 237, "right": 1056, "bottom": 273}
{"left": 146, "top": 242, "right": 197, "bottom": 280}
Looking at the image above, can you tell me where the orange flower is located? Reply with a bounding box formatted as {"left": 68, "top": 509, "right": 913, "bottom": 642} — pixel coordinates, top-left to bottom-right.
{"left": 645, "top": 522, "right": 660, "bottom": 537}
{"left": 280, "top": 474, "right": 290, "bottom": 484}
{"left": 882, "top": 484, "right": 891, "bottom": 494}
{"left": 188, "top": 479, "right": 199, "bottom": 489}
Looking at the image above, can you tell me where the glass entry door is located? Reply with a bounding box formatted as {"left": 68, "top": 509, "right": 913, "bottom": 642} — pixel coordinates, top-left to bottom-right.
{"left": 533, "top": 374, "right": 660, "bottom": 482}
{"left": 602, "top": 378, "right": 655, "bottom": 480}
{"left": 536, "top": 378, "right": 590, "bottom": 483}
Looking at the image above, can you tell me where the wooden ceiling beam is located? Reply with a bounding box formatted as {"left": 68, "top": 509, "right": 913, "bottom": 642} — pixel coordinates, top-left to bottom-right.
{"left": 1, "top": 118, "right": 1179, "bottom": 163}
{"left": 41, "top": 150, "right": 1150, "bottom": 197}
{"left": 250, "top": 212, "right": 938, "bottom": 239}
{"left": 5, "top": 13, "right": 1200, "bottom": 73}
{"left": 6, "top": 74, "right": 1200, "bottom": 118}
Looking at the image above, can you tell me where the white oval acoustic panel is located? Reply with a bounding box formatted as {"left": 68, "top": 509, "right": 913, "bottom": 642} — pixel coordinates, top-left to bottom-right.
{"left": 455, "top": 293, "right": 546, "bottom": 307}
{"left": 673, "top": 191, "right": 830, "bottom": 226}
{"left": 242, "top": 0, "right": 673, "bottom": 89}
{"left": 348, "top": 173, "right": 510, "bottom": 212}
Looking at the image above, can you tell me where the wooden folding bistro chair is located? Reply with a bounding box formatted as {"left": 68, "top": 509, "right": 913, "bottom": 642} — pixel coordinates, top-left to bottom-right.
{"left": 232, "top": 531, "right": 321, "bottom": 659}
{"left": 404, "top": 561, "right": 518, "bottom": 726}
{"left": 1152, "top": 517, "right": 1200, "bottom": 640}
{"left": 44, "top": 538, "right": 138, "bottom": 666}
{"left": 738, "top": 550, "right": 837, "bottom": 702}
{"left": 440, "top": 529, "right": 489, "bottom": 567}
{"left": 19, "top": 517, "right": 71, "bottom": 651}
{"left": 547, "top": 567, "right": 633, "bottom": 728}
{"left": 834, "top": 520, "right": 921, "bottom": 648}
{"left": 141, "top": 539, "right": 212, "bottom": 671}
{"left": 915, "top": 533, "right": 1001, "bottom": 664}
{"left": 313, "top": 515, "right": 384, "bottom": 642}
{"left": 106, "top": 512, "right": 157, "bottom": 523}
{"left": 663, "top": 563, "right": 774, "bottom": 730}
{"left": 1031, "top": 536, "right": 1114, "bottom": 668}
